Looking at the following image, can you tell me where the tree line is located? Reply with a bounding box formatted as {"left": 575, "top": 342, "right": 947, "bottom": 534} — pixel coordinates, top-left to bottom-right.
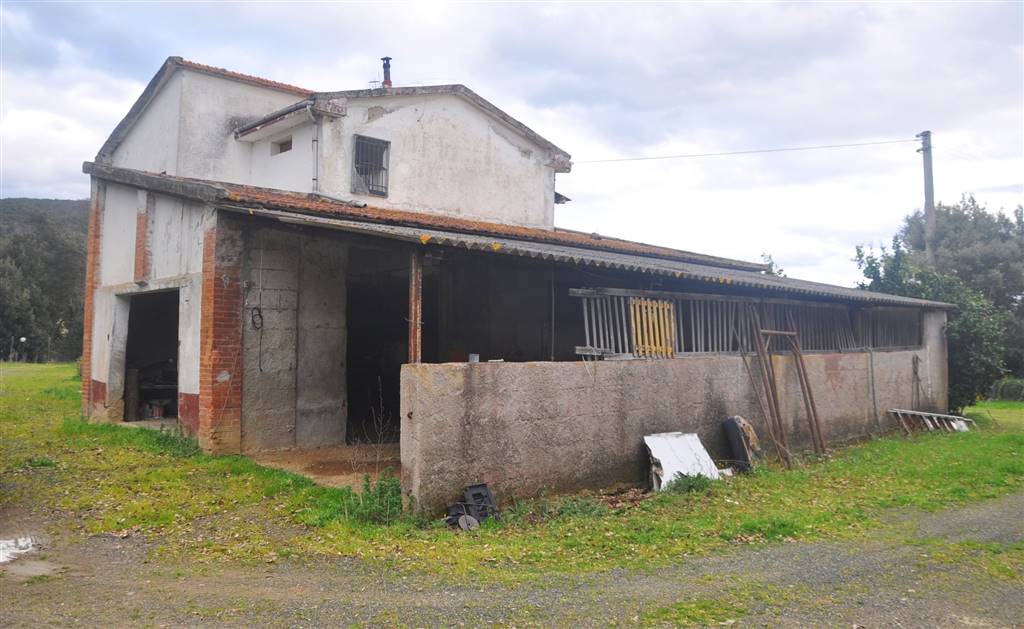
{"left": 0, "top": 198, "right": 89, "bottom": 362}
{"left": 856, "top": 196, "right": 1024, "bottom": 411}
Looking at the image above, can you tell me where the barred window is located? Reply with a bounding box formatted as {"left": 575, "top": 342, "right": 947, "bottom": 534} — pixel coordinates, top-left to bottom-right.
{"left": 352, "top": 135, "right": 389, "bottom": 197}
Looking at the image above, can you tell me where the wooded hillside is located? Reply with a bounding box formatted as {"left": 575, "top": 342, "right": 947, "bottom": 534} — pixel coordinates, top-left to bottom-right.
{"left": 1, "top": 198, "right": 89, "bottom": 361}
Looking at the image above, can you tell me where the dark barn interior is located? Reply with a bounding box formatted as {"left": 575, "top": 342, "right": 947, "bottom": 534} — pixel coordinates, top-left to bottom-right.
{"left": 123, "top": 290, "right": 179, "bottom": 421}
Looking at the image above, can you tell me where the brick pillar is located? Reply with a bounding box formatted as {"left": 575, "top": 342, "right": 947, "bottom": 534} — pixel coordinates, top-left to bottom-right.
{"left": 133, "top": 193, "right": 153, "bottom": 282}
{"left": 198, "top": 217, "right": 244, "bottom": 454}
{"left": 81, "top": 180, "right": 105, "bottom": 416}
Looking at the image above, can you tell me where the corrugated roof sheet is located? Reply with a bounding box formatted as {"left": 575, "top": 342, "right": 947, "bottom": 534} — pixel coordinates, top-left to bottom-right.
{"left": 227, "top": 206, "right": 952, "bottom": 309}
{"left": 219, "top": 184, "right": 765, "bottom": 271}
{"left": 82, "top": 162, "right": 952, "bottom": 309}
{"left": 83, "top": 162, "right": 765, "bottom": 272}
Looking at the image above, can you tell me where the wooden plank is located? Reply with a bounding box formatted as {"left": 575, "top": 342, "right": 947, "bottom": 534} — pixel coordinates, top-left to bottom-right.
{"left": 408, "top": 249, "right": 423, "bottom": 363}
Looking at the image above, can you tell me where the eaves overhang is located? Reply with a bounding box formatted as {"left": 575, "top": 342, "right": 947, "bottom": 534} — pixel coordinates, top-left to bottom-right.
{"left": 217, "top": 204, "right": 955, "bottom": 310}
{"left": 81, "top": 162, "right": 953, "bottom": 310}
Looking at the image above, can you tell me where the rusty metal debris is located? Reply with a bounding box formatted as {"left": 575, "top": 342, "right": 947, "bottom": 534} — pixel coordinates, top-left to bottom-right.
{"left": 740, "top": 304, "right": 828, "bottom": 466}
{"left": 722, "top": 416, "right": 762, "bottom": 472}
{"left": 889, "top": 409, "right": 974, "bottom": 434}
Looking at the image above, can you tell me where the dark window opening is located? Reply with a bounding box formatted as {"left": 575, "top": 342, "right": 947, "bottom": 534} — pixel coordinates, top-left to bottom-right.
{"left": 271, "top": 137, "right": 292, "bottom": 155}
{"left": 353, "top": 135, "right": 389, "bottom": 197}
{"left": 124, "top": 290, "right": 179, "bottom": 421}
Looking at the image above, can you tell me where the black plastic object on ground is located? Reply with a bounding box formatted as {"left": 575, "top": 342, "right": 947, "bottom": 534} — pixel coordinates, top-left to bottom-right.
{"left": 444, "top": 483, "right": 500, "bottom": 528}
{"left": 722, "top": 415, "right": 762, "bottom": 472}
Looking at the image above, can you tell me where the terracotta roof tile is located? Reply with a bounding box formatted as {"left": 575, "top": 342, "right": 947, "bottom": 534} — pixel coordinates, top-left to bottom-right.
{"left": 175, "top": 58, "right": 314, "bottom": 97}
{"left": 216, "top": 182, "right": 764, "bottom": 271}
{"left": 81, "top": 162, "right": 765, "bottom": 271}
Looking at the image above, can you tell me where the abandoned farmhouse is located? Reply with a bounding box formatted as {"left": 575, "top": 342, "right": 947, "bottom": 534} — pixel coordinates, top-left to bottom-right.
{"left": 81, "top": 57, "right": 951, "bottom": 512}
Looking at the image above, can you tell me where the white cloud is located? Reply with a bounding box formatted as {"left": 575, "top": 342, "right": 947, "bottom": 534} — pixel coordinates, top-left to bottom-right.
{"left": 1, "top": 1, "right": 1021, "bottom": 287}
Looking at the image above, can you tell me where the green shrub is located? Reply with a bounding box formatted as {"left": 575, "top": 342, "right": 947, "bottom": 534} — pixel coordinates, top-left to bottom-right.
{"left": 991, "top": 377, "right": 1024, "bottom": 401}
{"left": 662, "top": 473, "right": 713, "bottom": 494}
{"left": 300, "top": 469, "right": 407, "bottom": 527}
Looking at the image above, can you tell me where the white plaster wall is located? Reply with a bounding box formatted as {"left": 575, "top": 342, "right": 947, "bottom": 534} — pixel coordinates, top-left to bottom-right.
{"left": 178, "top": 280, "right": 202, "bottom": 396}
{"left": 112, "top": 72, "right": 183, "bottom": 174}
{"left": 90, "top": 288, "right": 113, "bottom": 382}
{"left": 319, "top": 94, "right": 556, "bottom": 228}
{"left": 99, "top": 184, "right": 140, "bottom": 285}
{"left": 149, "top": 196, "right": 207, "bottom": 278}
{"left": 110, "top": 68, "right": 560, "bottom": 228}
{"left": 176, "top": 70, "right": 304, "bottom": 183}
{"left": 92, "top": 185, "right": 213, "bottom": 398}
{"left": 249, "top": 125, "right": 315, "bottom": 192}
{"left": 148, "top": 193, "right": 211, "bottom": 396}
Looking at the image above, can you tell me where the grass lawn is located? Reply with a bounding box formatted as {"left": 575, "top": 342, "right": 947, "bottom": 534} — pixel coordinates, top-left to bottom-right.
{"left": 2, "top": 362, "right": 1023, "bottom": 584}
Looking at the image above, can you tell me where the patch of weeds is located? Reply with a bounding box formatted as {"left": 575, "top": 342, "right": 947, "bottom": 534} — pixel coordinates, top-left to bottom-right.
{"left": 296, "top": 468, "right": 411, "bottom": 527}
{"left": 22, "top": 456, "right": 56, "bottom": 468}
{"left": 724, "top": 516, "right": 801, "bottom": 541}
{"left": 917, "top": 539, "right": 1024, "bottom": 583}
{"left": 40, "top": 384, "right": 79, "bottom": 400}
{"left": 503, "top": 493, "right": 610, "bottom": 524}
{"left": 58, "top": 416, "right": 200, "bottom": 458}
{"left": 23, "top": 574, "right": 54, "bottom": 585}
{"left": 662, "top": 473, "right": 713, "bottom": 494}
{"left": 641, "top": 597, "right": 746, "bottom": 627}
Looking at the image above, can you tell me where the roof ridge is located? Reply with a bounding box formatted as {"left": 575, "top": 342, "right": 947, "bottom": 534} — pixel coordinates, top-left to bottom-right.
{"left": 173, "top": 57, "right": 314, "bottom": 96}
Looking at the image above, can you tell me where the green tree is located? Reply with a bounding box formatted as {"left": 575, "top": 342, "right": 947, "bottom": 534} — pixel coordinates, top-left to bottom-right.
{"left": 900, "top": 196, "right": 1024, "bottom": 374}
{"left": 0, "top": 199, "right": 88, "bottom": 361}
{"left": 855, "top": 241, "right": 1007, "bottom": 412}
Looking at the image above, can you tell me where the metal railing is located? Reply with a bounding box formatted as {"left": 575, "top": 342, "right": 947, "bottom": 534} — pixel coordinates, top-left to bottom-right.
{"left": 571, "top": 288, "right": 922, "bottom": 359}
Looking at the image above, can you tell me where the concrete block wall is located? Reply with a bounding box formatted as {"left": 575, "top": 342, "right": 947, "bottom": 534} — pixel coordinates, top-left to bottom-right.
{"left": 239, "top": 224, "right": 348, "bottom": 452}
{"left": 401, "top": 338, "right": 946, "bottom": 514}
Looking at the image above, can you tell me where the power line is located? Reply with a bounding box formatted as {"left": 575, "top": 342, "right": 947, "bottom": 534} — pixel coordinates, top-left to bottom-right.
{"left": 574, "top": 138, "right": 919, "bottom": 164}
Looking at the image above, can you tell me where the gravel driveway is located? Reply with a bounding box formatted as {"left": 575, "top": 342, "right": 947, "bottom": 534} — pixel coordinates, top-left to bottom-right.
{"left": 2, "top": 492, "right": 1022, "bottom": 627}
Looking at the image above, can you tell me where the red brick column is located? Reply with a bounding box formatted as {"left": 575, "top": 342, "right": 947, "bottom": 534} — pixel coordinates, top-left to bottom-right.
{"left": 81, "top": 180, "right": 105, "bottom": 416}
{"left": 197, "top": 217, "right": 244, "bottom": 454}
{"left": 133, "top": 193, "right": 153, "bottom": 282}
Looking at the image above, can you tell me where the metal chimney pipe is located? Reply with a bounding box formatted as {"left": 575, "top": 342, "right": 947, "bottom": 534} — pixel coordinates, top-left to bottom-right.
{"left": 381, "top": 56, "right": 392, "bottom": 88}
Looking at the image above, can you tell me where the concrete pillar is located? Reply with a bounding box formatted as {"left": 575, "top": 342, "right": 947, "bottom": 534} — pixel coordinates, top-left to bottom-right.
{"left": 922, "top": 309, "right": 948, "bottom": 412}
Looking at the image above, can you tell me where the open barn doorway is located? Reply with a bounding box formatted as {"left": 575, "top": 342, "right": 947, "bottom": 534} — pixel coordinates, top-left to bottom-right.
{"left": 345, "top": 246, "right": 408, "bottom": 444}
{"left": 123, "top": 290, "right": 179, "bottom": 422}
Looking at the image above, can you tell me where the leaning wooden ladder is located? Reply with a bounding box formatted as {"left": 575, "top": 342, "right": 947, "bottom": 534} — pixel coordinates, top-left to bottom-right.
{"left": 742, "top": 304, "right": 828, "bottom": 465}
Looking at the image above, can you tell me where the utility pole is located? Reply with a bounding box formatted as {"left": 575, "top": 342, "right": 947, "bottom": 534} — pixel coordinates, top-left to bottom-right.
{"left": 917, "top": 130, "right": 937, "bottom": 269}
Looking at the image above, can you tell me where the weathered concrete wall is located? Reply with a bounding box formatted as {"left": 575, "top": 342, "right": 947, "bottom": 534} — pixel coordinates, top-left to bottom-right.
{"left": 110, "top": 66, "right": 563, "bottom": 229}
{"left": 319, "top": 93, "right": 557, "bottom": 228}
{"left": 98, "top": 184, "right": 140, "bottom": 286}
{"left": 401, "top": 328, "right": 947, "bottom": 513}
{"left": 86, "top": 182, "right": 212, "bottom": 428}
{"left": 111, "top": 71, "right": 182, "bottom": 174}
{"left": 240, "top": 225, "right": 348, "bottom": 452}
{"left": 176, "top": 70, "right": 301, "bottom": 183}
{"left": 111, "top": 67, "right": 303, "bottom": 183}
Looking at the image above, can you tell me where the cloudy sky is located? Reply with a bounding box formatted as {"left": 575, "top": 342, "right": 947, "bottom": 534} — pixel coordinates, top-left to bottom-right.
{"left": 2, "top": 1, "right": 1021, "bottom": 285}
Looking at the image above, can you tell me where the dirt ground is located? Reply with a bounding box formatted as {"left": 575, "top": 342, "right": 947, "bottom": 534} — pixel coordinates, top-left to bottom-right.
{"left": 2, "top": 491, "right": 1021, "bottom": 627}
{"left": 251, "top": 443, "right": 401, "bottom": 489}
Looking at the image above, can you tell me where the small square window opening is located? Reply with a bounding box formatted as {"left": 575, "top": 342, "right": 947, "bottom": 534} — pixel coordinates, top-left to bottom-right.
{"left": 271, "top": 137, "right": 292, "bottom": 155}
{"left": 353, "top": 135, "right": 390, "bottom": 197}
